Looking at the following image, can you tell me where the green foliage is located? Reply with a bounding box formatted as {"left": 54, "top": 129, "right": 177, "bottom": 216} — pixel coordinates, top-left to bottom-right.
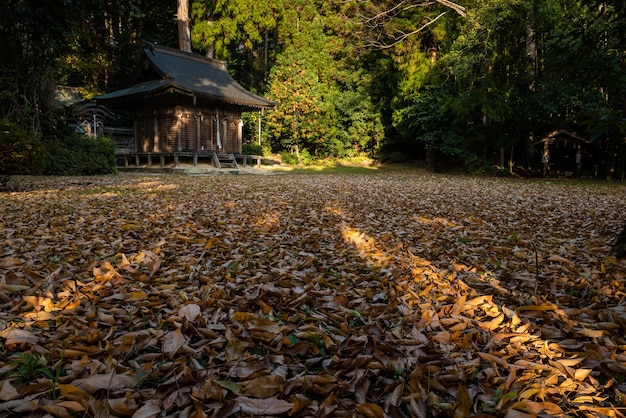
{"left": 8, "top": 352, "right": 54, "bottom": 383}
{"left": 266, "top": 41, "right": 335, "bottom": 155}
{"left": 43, "top": 133, "right": 117, "bottom": 176}
{"left": 393, "top": 84, "right": 466, "bottom": 167}
{"left": 264, "top": 0, "right": 384, "bottom": 159}
{"left": 242, "top": 142, "right": 264, "bottom": 156}
{"left": 0, "top": 119, "right": 42, "bottom": 184}
{"left": 281, "top": 148, "right": 312, "bottom": 166}
{"left": 56, "top": 0, "right": 176, "bottom": 96}
{"left": 2, "top": 0, "right": 626, "bottom": 174}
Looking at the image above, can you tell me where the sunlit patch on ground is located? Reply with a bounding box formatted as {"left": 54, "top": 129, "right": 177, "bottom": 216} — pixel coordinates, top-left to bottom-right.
{"left": 0, "top": 172, "right": 625, "bottom": 417}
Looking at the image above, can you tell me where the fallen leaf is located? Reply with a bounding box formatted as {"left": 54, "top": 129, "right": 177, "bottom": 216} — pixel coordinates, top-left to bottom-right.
{"left": 234, "top": 396, "right": 293, "bottom": 415}
{"left": 71, "top": 373, "right": 138, "bottom": 394}
{"left": 162, "top": 328, "right": 185, "bottom": 356}
{"left": 356, "top": 402, "right": 385, "bottom": 418}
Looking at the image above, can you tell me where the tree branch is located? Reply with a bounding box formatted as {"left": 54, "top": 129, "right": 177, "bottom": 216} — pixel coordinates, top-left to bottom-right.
{"left": 347, "top": 0, "right": 467, "bottom": 49}
{"left": 435, "top": 0, "right": 466, "bottom": 17}
{"left": 368, "top": 12, "right": 449, "bottom": 49}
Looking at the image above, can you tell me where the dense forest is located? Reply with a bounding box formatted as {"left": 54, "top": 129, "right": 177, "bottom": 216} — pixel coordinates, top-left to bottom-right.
{"left": 1, "top": 0, "right": 625, "bottom": 177}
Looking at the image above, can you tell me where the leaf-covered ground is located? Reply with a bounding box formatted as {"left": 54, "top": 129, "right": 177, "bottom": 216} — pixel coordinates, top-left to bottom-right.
{"left": 1, "top": 172, "right": 626, "bottom": 418}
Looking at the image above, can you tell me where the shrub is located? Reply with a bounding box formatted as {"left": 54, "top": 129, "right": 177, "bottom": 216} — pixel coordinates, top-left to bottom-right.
{"left": 280, "top": 150, "right": 298, "bottom": 165}
{"left": 0, "top": 119, "right": 42, "bottom": 185}
{"left": 242, "top": 143, "right": 264, "bottom": 156}
{"left": 43, "top": 133, "right": 117, "bottom": 175}
{"left": 381, "top": 151, "right": 411, "bottom": 164}
{"left": 280, "top": 148, "right": 312, "bottom": 166}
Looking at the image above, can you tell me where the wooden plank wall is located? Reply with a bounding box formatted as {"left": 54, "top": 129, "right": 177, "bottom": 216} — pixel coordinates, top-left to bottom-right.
{"left": 133, "top": 99, "right": 243, "bottom": 154}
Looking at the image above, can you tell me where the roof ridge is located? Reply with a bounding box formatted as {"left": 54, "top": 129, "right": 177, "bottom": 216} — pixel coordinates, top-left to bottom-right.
{"left": 145, "top": 42, "right": 228, "bottom": 71}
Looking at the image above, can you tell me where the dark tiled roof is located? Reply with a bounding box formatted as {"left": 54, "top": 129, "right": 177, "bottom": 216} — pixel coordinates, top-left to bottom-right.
{"left": 96, "top": 44, "right": 276, "bottom": 110}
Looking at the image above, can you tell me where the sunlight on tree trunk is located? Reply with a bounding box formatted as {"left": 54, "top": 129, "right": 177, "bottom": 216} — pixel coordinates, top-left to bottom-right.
{"left": 177, "top": 0, "right": 191, "bottom": 52}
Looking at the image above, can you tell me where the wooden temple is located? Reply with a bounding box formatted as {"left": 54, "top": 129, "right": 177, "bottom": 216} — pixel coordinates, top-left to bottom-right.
{"left": 95, "top": 42, "right": 276, "bottom": 168}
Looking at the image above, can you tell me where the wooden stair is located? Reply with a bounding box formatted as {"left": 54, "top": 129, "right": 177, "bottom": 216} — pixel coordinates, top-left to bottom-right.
{"left": 212, "top": 152, "right": 239, "bottom": 169}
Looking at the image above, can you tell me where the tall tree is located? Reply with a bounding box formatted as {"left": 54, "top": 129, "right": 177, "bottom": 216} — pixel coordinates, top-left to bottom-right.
{"left": 0, "top": 0, "right": 76, "bottom": 133}
{"left": 538, "top": 1, "right": 626, "bottom": 179}
{"left": 191, "top": 0, "right": 283, "bottom": 91}
{"left": 178, "top": 0, "right": 192, "bottom": 52}
{"left": 57, "top": 0, "right": 176, "bottom": 96}
{"left": 265, "top": 0, "right": 384, "bottom": 158}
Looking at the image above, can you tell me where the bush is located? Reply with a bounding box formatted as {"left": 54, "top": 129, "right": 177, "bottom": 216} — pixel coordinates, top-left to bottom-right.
{"left": 381, "top": 151, "right": 411, "bottom": 164}
{"left": 43, "top": 133, "right": 117, "bottom": 175}
{"left": 280, "top": 148, "right": 313, "bottom": 165}
{"left": 242, "top": 143, "right": 264, "bottom": 156}
{"left": 0, "top": 119, "right": 42, "bottom": 185}
{"left": 280, "top": 150, "right": 298, "bottom": 165}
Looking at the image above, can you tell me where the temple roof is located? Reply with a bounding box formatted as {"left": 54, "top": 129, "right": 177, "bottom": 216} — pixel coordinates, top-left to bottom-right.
{"left": 95, "top": 43, "right": 276, "bottom": 110}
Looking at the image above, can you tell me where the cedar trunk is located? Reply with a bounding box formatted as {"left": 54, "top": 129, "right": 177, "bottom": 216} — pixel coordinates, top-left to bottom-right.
{"left": 177, "top": 0, "right": 191, "bottom": 52}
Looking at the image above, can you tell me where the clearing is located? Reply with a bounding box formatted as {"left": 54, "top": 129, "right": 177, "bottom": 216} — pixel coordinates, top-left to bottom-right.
{"left": 1, "top": 171, "right": 625, "bottom": 417}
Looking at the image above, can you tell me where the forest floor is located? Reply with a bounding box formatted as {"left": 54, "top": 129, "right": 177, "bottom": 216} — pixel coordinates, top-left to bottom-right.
{"left": 1, "top": 171, "right": 626, "bottom": 417}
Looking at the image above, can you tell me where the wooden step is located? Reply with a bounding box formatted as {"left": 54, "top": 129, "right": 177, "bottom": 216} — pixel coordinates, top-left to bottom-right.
{"left": 212, "top": 152, "right": 239, "bottom": 169}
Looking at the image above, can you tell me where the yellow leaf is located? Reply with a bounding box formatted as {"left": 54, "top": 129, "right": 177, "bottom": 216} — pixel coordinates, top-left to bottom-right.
{"left": 518, "top": 387, "right": 541, "bottom": 400}
{"left": 58, "top": 384, "right": 95, "bottom": 407}
{"left": 573, "top": 395, "right": 608, "bottom": 403}
{"left": 488, "top": 313, "right": 505, "bottom": 330}
{"left": 128, "top": 291, "right": 148, "bottom": 301}
{"left": 204, "top": 237, "right": 219, "bottom": 249}
{"left": 574, "top": 368, "right": 592, "bottom": 381}
{"left": 576, "top": 327, "right": 606, "bottom": 339}
{"left": 517, "top": 304, "right": 559, "bottom": 311}
{"left": 556, "top": 358, "right": 584, "bottom": 367}
{"left": 232, "top": 311, "right": 258, "bottom": 322}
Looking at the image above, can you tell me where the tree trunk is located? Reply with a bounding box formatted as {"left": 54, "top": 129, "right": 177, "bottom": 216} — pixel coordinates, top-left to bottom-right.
{"left": 294, "top": 144, "right": 302, "bottom": 165}
{"left": 616, "top": 221, "right": 626, "bottom": 258}
{"left": 177, "top": 0, "right": 192, "bottom": 52}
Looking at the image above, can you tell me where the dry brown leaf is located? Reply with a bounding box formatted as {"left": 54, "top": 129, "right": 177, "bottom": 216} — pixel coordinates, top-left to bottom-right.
{"left": 454, "top": 385, "right": 472, "bottom": 418}
{"left": 131, "top": 400, "right": 161, "bottom": 418}
{"left": 162, "top": 328, "right": 185, "bottom": 356}
{"left": 1, "top": 328, "right": 39, "bottom": 345}
{"left": 356, "top": 402, "right": 385, "bottom": 418}
{"left": 71, "top": 373, "right": 138, "bottom": 394}
{"left": 179, "top": 303, "right": 201, "bottom": 322}
{"left": 0, "top": 380, "right": 19, "bottom": 401}
{"left": 234, "top": 396, "right": 293, "bottom": 415}
{"left": 1, "top": 173, "right": 625, "bottom": 417}
{"left": 548, "top": 254, "right": 572, "bottom": 264}
{"left": 108, "top": 397, "right": 139, "bottom": 416}
{"left": 242, "top": 374, "right": 285, "bottom": 398}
